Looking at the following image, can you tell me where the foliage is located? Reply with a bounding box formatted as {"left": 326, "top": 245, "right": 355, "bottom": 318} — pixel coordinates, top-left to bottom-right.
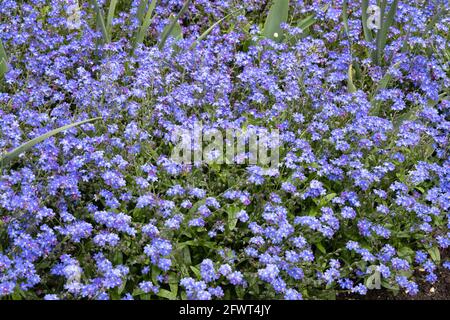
{"left": 0, "top": 0, "right": 449, "bottom": 301}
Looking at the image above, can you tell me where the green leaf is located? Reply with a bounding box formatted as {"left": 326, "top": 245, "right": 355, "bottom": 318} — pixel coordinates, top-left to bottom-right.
{"left": 375, "top": 0, "right": 398, "bottom": 65}
{"left": 227, "top": 205, "right": 240, "bottom": 231}
{"left": 159, "top": 0, "right": 191, "bottom": 50}
{"left": 133, "top": 0, "right": 158, "bottom": 50}
{"left": 315, "top": 242, "right": 326, "bottom": 254}
{"left": 347, "top": 64, "right": 357, "bottom": 93}
{"left": 427, "top": 247, "right": 441, "bottom": 263}
{"left": 262, "top": 0, "right": 289, "bottom": 42}
{"left": 151, "top": 265, "right": 161, "bottom": 284}
{"left": 106, "top": 0, "right": 118, "bottom": 35}
{"left": 425, "top": 6, "right": 447, "bottom": 32}
{"left": 168, "top": 273, "right": 178, "bottom": 297}
{"left": 182, "top": 246, "right": 191, "bottom": 265}
{"left": 160, "top": 15, "right": 183, "bottom": 43}
{"left": 370, "top": 62, "right": 400, "bottom": 113}
{"left": 132, "top": 288, "right": 145, "bottom": 296}
{"left": 381, "top": 279, "right": 399, "bottom": 291}
{"left": 342, "top": 0, "right": 349, "bottom": 36}
{"left": 157, "top": 289, "right": 177, "bottom": 300}
{"left": 0, "top": 40, "right": 8, "bottom": 78}
{"left": 191, "top": 9, "right": 242, "bottom": 49}
{"left": 190, "top": 266, "right": 201, "bottom": 278}
{"left": 136, "top": 0, "right": 148, "bottom": 24}
{"left": 0, "top": 57, "right": 7, "bottom": 78}
{"left": 298, "top": 14, "right": 316, "bottom": 31}
{"left": 397, "top": 246, "right": 414, "bottom": 259}
{"left": 92, "top": 0, "right": 110, "bottom": 43}
{"left": 0, "top": 117, "right": 101, "bottom": 166}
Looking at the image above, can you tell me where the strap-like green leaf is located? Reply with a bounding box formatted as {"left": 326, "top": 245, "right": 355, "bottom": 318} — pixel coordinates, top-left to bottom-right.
{"left": 263, "top": 0, "right": 289, "bottom": 42}
{"left": 160, "top": 15, "right": 183, "bottom": 43}
{"left": 133, "top": 0, "right": 158, "bottom": 50}
{"left": 347, "top": 64, "right": 357, "bottom": 93}
{"left": 136, "top": 0, "right": 148, "bottom": 24}
{"left": 92, "top": 0, "right": 111, "bottom": 43}
{"left": 0, "top": 117, "right": 101, "bottom": 166}
{"left": 0, "top": 41, "right": 8, "bottom": 78}
{"left": 191, "top": 9, "right": 242, "bottom": 49}
{"left": 342, "top": 0, "right": 349, "bottom": 36}
{"left": 159, "top": 0, "right": 191, "bottom": 50}
{"left": 106, "top": 0, "right": 118, "bottom": 35}
{"left": 376, "top": 0, "right": 398, "bottom": 64}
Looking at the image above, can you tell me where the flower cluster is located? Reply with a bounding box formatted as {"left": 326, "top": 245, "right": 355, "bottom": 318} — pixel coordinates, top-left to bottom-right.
{"left": 0, "top": 0, "right": 449, "bottom": 300}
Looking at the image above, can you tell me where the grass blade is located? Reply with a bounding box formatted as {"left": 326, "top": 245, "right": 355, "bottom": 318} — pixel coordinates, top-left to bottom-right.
{"left": 375, "top": 0, "right": 398, "bottom": 64}
{"left": 347, "top": 64, "right": 357, "bottom": 93}
{"left": 92, "top": 0, "right": 111, "bottom": 43}
{"left": 262, "top": 0, "right": 289, "bottom": 42}
{"left": 0, "top": 117, "right": 101, "bottom": 166}
{"left": 298, "top": 13, "right": 316, "bottom": 31}
{"left": 136, "top": 0, "right": 148, "bottom": 24}
{"left": 133, "top": 0, "right": 158, "bottom": 50}
{"left": 191, "top": 9, "right": 242, "bottom": 49}
{"left": 160, "top": 15, "right": 183, "bottom": 43}
{"left": 0, "top": 40, "right": 8, "bottom": 78}
{"left": 372, "top": 62, "right": 400, "bottom": 96}
{"left": 106, "top": 0, "right": 118, "bottom": 35}
{"left": 425, "top": 6, "right": 447, "bottom": 32}
{"left": 342, "top": 0, "right": 349, "bottom": 36}
{"left": 370, "top": 62, "right": 400, "bottom": 114}
{"left": 159, "top": 0, "right": 191, "bottom": 50}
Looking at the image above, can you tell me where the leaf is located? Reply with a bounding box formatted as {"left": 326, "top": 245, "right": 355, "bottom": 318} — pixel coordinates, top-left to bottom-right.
{"left": 0, "top": 58, "right": 7, "bottom": 78}
{"left": 262, "top": 0, "right": 289, "bottom": 42}
{"left": 375, "top": 0, "right": 398, "bottom": 65}
{"left": 315, "top": 242, "right": 326, "bottom": 254}
{"left": 136, "top": 0, "right": 148, "bottom": 24}
{"left": 92, "top": 0, "right": 110, "bottom": 43}
{"left": 0, "top": 117, "right": 101, "bottom": 166}
{"left": 342, "top": 0, "right": 349, "bottom": 36}
{"left": 347, "top": 64, "right": 357, "bottom": 93}
{"left": 182, "top": 246, "right": 191, "bottom": 265}
{"left": 298, "top": 14, "right": 316, "bottom": 31}
{"left": 227, "top": 205, "right": 240, "bottom": 231}
{"left": 427, "top": 247, "right": 441, "bottom": 263}
{"left": 370, "top": 62, "right": 400, "bottom": 110}
{"left": 190, "top": 266, "right": 201, "bottom": 278}
{"left": 132, "top": 288, "right": 145, "bottom": 296}
{"left": 157, "top": 289, "right": 177, "bottom": 300}
{"left": 381, "top": 279, "right": 399, "bottom": 291}
{"left": 320, "top": 192, "right": 337, "bottom": 206}
{"left": 133, "top": 0, "right": 158, "bottom": 50}
{"left": 158, "top": 0, "right": 191, "bottom": 50}
{"left": 425, "top": 6, "right": 447, "bottom": 32}
{"left": 168, "top": 273, "right": 178, "bottom": 297}
{"left": 191, "top": 9, "right": 241, "bottom": 49}
{"left": 151, "top": 265, "right": 161, "bottom": 284}
{"left": 160, "top": 15, "right": 183, "bottom": 43}
{"left": 106, "top": 0, "right": 118, "bottom": 35}
{"left": 397, "top": 246, "right": 414, "bottom": 259}
{"left": 0, "top": 40, "right": 8, "bottom": 78}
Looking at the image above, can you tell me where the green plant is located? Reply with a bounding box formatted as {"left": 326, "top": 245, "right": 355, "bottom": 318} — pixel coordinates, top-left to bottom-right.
{"left": 0, "top": 117, "right": 101, "bottom": 167}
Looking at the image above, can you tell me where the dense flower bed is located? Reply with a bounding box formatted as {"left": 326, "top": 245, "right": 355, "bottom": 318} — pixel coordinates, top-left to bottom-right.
{"left": 0, "top": 0, "right": 449, "bottom": 300}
